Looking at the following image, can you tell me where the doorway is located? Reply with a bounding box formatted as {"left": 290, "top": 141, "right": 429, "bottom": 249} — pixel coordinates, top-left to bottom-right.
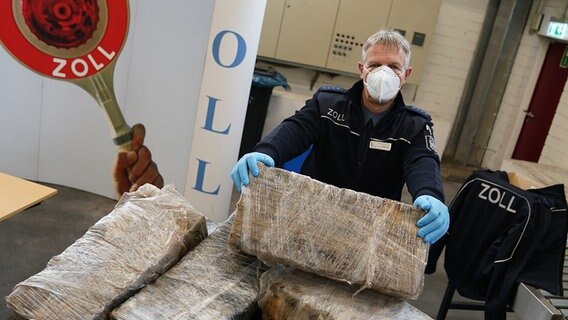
{"left": 512, "top": 42, "right": 568, "bottom": 162}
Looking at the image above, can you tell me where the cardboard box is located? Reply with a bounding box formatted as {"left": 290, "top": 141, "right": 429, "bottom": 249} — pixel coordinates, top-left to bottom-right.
{"left": 507, "top": 171, "right": 544, "bottom": 190}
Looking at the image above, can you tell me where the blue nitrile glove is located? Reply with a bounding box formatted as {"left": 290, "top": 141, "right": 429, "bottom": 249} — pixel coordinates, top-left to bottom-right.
{"left": 414, "top": 195, "right": 449, "bottom": 244}
{"left": 231, "top": 152, "right": 275, "bottom": 192}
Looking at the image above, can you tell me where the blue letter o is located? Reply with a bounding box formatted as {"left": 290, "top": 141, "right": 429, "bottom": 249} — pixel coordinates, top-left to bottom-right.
{"left": 212, "top": 30, "right": 247, "bottom": 68}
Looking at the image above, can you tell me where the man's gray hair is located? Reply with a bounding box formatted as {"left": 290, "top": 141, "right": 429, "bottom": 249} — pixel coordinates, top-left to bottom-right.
{"left": 362, "top": 29, "right": 411, "bottom": 69}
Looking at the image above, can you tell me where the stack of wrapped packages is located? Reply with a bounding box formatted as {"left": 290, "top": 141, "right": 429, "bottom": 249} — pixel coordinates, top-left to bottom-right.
{"left": 5, "top": 165, "right": 432, "bottom": 319}
{"left": 230, "top": 164, "right": 432, "bottom": 319}
{"left": 6, "top": 185, "right": 208, "bottom": 319}
{"left": 111, "top": 215, "right": 265, "bottom": 319}
{"left": 258, "top": 267, "right": 432, "bottom": 319}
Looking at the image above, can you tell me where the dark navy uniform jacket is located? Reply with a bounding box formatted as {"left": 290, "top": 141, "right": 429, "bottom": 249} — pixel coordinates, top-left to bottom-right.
{"left": 426, "top": 170, "right": 567, "bottom": 320}
{"left": 254, "top": 80, "right": 444, "bottom": 202}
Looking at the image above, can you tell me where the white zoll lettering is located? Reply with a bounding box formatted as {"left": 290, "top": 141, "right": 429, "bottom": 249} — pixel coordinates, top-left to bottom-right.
{"left": 326, "top": 108, "right": 345, "bottom": 121}
{"left": 98, "top": 46, "right": 116, "bottom": 60}
{"left": 71, "top": 59, "right": 89, "bottom": 77}
{"left": 52, "top": 58, "right": 67, "bottom": 78}
{"left": 50, "top": 46, "right": 116, "bottom": 78}
{"left": 87, "top": 54, "right": 104, "bottom": 71}
{"left": 478, "top": 182, "right": 517, "bottom": 213}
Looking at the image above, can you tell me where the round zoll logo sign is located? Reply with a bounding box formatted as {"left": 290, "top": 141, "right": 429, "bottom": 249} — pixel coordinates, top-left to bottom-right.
{"left": 0, "top": 0, "right": 128, "bottom": 80}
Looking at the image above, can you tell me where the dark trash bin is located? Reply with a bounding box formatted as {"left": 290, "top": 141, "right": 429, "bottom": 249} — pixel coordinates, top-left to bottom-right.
{"left": 238, "top": 65, "right": 289, "bottom": 158}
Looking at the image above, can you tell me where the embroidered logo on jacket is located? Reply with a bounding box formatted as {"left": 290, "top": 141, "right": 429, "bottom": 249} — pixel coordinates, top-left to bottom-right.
{"left": 478, "top": 182, "right": 517, "bottom": 214}
{"left": 326, "top": 108, "right": 345, "bottom": 122}
{"left": 425, "top": 125, "right": 437, "bottom": 153}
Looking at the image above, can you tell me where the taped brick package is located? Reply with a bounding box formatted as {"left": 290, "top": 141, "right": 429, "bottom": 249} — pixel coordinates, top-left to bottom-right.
{"left": 111, "top": 214, "right": 265, "bottom": 320}
{"left": 259, "top": 266, "right": 432, "bottom": 319}
{"left": 6, "top": 184, "right": 207, "bottom": 320}
{"left": 230, "top": 164, "right": 429, "bottom": 299}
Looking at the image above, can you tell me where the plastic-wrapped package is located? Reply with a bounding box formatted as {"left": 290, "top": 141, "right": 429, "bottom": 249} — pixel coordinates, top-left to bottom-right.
{"left": 230, "top": 164, "right": 428, "bottom": 299}
{"left": 6, "top": 184, "right": 207, "bottom": 320}
{"left": 259, "top": 267, "right": 432, "bottom": 319}
{"left": 111, "top": 214, "right": 265, "bottom": 320}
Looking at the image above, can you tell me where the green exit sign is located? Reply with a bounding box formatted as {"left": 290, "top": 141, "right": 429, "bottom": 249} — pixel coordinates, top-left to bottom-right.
{"left": 547, "top": 21, "right": 568, "bottom": 39}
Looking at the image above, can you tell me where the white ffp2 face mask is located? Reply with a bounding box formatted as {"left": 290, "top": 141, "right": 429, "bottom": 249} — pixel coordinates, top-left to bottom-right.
{"left": 363, "top": 66, "right": 401, "bottom": 104}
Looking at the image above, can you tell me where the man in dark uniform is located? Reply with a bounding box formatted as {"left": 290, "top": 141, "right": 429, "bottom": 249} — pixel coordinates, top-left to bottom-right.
{"left": 231, "top": 29, "right": 449, "bottom": 244}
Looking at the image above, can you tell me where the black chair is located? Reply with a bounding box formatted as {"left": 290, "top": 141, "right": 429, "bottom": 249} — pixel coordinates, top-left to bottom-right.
{"left": 429, "top": 170, "right": 567, "bottom": 320}
{"left": 435, "top": 282, "right": 513, "bottom": 319}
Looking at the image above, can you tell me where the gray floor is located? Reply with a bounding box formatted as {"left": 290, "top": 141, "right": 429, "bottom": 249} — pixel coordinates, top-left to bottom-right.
{"left": 0, "top": 173, "right": 521, "bottom": 320}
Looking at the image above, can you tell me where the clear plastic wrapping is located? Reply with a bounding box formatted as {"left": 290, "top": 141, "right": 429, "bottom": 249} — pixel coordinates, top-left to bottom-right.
{"left": 229, "top": 164, "right": 429, "bottom": 299}
{"left": 259, "top": 266, "right": 432, "bottom": 319}
{"left": 111, "top": 214, "right": 265, "bottom": 320}
{"left": 6, "top": 184, "right": 207, "bottom": 320}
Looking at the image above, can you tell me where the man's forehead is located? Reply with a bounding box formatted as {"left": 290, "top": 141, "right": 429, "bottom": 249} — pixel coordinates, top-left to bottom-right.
{"left": 366, "top": 44, "right": 405, "bottom": 64}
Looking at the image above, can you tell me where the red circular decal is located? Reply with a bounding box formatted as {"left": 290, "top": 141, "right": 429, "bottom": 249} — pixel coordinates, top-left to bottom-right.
{"left": 23, "top": 0, "right": 100, "bottom": 49}
{"left": 0, "top": 0, "right": 128, "bottom": 80}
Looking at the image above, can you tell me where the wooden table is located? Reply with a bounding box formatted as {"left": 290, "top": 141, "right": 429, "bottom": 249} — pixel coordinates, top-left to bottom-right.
{"left": 0, "top": 172, "right": 57, "bottom": 222}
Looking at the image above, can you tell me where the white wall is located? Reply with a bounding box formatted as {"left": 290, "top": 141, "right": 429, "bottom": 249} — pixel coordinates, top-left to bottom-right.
{"left": 0, "top": 50, "right": 42, "bottom": 180}
{"left": 540, "top": 81, "right": 568, "bottom": 170}
{"left": 413, "top": 0, "right": 488, "bottom": 155}
{"left": 537, "top": 0, "right": 568, "bottom": 171}
{"left": 0, "top": 0, "right": 215, "bottom": 199}
{"left": 413, "top": 1, "right": 488, "bottom": 124}
{"left": 484, "top": 0, "right": 568, "bottom": 170}
{"left": 482, "top": 31, "right": 548, "bottom": 169}
{"left": 121, "top": 1, "right": 215, "bottom": 198}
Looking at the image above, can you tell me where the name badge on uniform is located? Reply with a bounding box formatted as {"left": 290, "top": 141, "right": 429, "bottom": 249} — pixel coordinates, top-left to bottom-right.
{"left": 369, "top": 140, "right": 391, "bottom": 151}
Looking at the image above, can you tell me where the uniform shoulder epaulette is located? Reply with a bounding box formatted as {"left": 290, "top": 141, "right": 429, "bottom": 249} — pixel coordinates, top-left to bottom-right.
{"left": 405, "top": 105, "right": 432, "bottom": 120}
{"left": 318, "top": 85, "right": 346, "bottom": 94}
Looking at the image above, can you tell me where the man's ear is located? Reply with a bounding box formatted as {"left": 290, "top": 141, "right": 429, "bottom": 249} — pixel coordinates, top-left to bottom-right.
{"left": 404, "top": 67, "right": 413, "bottom": 80}
{"left": 357, "top": 61, "right": 365, "bottom": 79}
